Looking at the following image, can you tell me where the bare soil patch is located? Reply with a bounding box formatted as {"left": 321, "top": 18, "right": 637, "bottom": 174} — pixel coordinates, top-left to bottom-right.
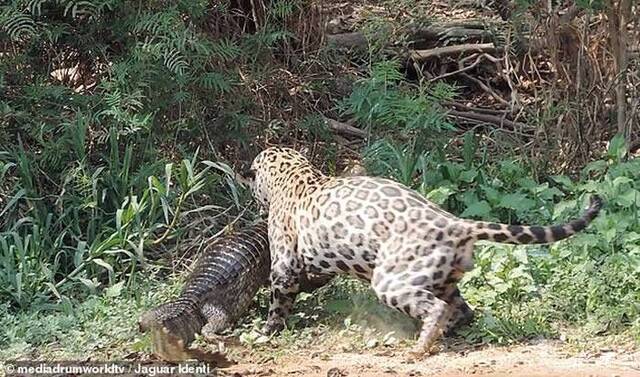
{"left": 223, "top": 341, "right": 640, "bottom": 377}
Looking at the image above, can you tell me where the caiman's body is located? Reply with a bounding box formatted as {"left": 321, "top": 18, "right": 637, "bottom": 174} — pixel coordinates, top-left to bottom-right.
{"left": 139, "top": 220, "right": 331, "bottom": 362}
{"left": 139, "top": 221, "right": 270, "bottom": 362}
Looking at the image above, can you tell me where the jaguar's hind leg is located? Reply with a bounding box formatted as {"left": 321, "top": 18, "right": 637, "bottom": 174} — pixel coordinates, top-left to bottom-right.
{"left": 412, "top": 295, "right": 450, "bottom": 356}
{"left": 443, "top": 287, "right": 474, "bottom": 336}
{"left": 262, "top": 243, "right": 305, "bottom": 335}
{"left": 262, "top": 268, "right": 301, "bottom": 334}
{"left": 371, "top": 262, "right": 451, "bottom": 357}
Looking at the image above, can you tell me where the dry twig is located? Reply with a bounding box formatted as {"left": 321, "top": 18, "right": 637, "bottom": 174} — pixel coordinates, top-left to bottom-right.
{"left": 460, "top": 73, "right": 511, "bottom": 107}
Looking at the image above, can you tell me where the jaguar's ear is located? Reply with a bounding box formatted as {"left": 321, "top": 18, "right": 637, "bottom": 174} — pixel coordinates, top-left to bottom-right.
{"left": 245, "top": 168, "right": 256, "bottom": 180}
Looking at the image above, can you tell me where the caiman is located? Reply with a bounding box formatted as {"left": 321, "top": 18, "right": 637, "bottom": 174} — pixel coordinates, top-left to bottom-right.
{"left": 138, "top": 219, "right": 331, "bottom": 363}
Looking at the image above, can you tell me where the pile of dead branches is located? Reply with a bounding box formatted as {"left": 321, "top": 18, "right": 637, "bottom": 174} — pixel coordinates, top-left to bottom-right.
{"left": 322, "top": 0, "right": 639, "bottom": 169}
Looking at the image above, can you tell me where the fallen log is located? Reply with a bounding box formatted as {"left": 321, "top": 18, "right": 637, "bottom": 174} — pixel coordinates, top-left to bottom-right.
{"left": 407, "top": 22, "right": 497, "bottom": 47}
{"left": 326, "top": 20, "right": 504, "bottom": 51}
{"left": 325, "top": 32, "right": 368, "bottom": 49}
{"left": 410, "top": 43, "right": 497, "bottom": 61}
{"left": 441, "top": 100, "right": 509, "bottom": 116}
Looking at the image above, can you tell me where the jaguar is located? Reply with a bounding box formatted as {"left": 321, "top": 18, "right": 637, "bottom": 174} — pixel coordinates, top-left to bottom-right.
{"left": 246, "top": 146, "right": 602, "bottom": 356}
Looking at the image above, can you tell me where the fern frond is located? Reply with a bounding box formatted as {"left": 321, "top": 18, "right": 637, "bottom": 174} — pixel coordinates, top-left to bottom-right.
{"left": 210, "top": 38, "right": 241, "bottom": 61}
{"left": 269, "top": 0, "right": 298, "bottom": 19}
{"left": 162, "top": 48, "right": 188, "bottom": 76}
{"left": 26, "top": 0, "right": 47, "bottom": 17}
{"left": 172, "top": 90, "right": 190, "bottom": 104}
{"left": 63, "top": 1, "right": 98, "bottom": 19}
{"left": 200, "top": 72, "right": 232, "bottom": 93}
{"left": 1, "top": 8, "right": 37, "bottom": 41}
{"left": 369, "top": 60, "right": 404, "bottom": 87}
{"left": 134, "top": 9, "right": 182, "bottom": 37}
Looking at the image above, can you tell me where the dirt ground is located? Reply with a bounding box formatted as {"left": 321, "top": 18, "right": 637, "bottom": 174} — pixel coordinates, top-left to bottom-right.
{"left": 222, "top": 341, "right": 640, "bottom": 377}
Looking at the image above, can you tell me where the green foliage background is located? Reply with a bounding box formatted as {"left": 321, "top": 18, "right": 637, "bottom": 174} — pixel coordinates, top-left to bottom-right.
{"left": 1, "top": 0, "right": 307, "bottom": 308}
{"left": 1, "top": 0, "right": 639, "bottom": 359}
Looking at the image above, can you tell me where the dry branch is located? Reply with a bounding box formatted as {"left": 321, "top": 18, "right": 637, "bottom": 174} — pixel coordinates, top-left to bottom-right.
{"left": 411, "top": 43, "right": 497, "bottom": 61}
{"left": 447, "top": 109, "right": 529, "bottom": 131}
{"left": 324, "top": 118, "right": 367, "bottom": 138}
{"left": 460, "top": 73, "right": 510, "bottom": 107}
{"left": 428, "top": 53, "right": 485, "bottom": 81}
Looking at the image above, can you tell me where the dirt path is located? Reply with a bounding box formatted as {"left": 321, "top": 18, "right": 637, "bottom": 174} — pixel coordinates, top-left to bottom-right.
{"left": 223, "top": 341, "right": 640, "bottom": 377}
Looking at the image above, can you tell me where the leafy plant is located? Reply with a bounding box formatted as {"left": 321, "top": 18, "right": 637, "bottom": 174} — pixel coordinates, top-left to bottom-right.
{"left": 0, "top": 143, "right": 227, "bottom": 308}
{"left": 340, "top": 60, "right": 455, "bottom": 139}
{"left": 363, "top": 131, "right": 639, "bottom": 342}
{"left": 0, "top": 0, "right": 315, "bottom": 310}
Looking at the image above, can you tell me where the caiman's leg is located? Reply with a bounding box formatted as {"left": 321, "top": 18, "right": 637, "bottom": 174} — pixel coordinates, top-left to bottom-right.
{"left": 200, "top": 303, "right": 232, "bottom": 340}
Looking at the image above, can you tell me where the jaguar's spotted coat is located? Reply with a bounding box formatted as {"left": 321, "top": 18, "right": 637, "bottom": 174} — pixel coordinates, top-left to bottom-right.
{"left": 247, "top": 147, "right": 602, "bottom": 355}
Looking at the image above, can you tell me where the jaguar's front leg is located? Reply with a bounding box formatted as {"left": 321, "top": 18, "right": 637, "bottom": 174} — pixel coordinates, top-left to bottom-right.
{"left": 262, "top": 256, "right": 302, "bottom": 334}
{"left": 262, "top": 273, "right": 300, "bottom": 334}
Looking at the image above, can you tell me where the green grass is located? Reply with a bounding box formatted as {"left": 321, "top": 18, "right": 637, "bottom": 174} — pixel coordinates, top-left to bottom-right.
{"left": 0, "top": 273, "right": 185, "bottom": 361}
{"left": 1, "top": 264, "right": 638, "bottom": 365}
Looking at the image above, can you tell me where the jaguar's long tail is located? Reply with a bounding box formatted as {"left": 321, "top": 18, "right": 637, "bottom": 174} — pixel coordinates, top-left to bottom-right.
{"left": 463, "top": 195, "right": 603, "bottom": 244}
